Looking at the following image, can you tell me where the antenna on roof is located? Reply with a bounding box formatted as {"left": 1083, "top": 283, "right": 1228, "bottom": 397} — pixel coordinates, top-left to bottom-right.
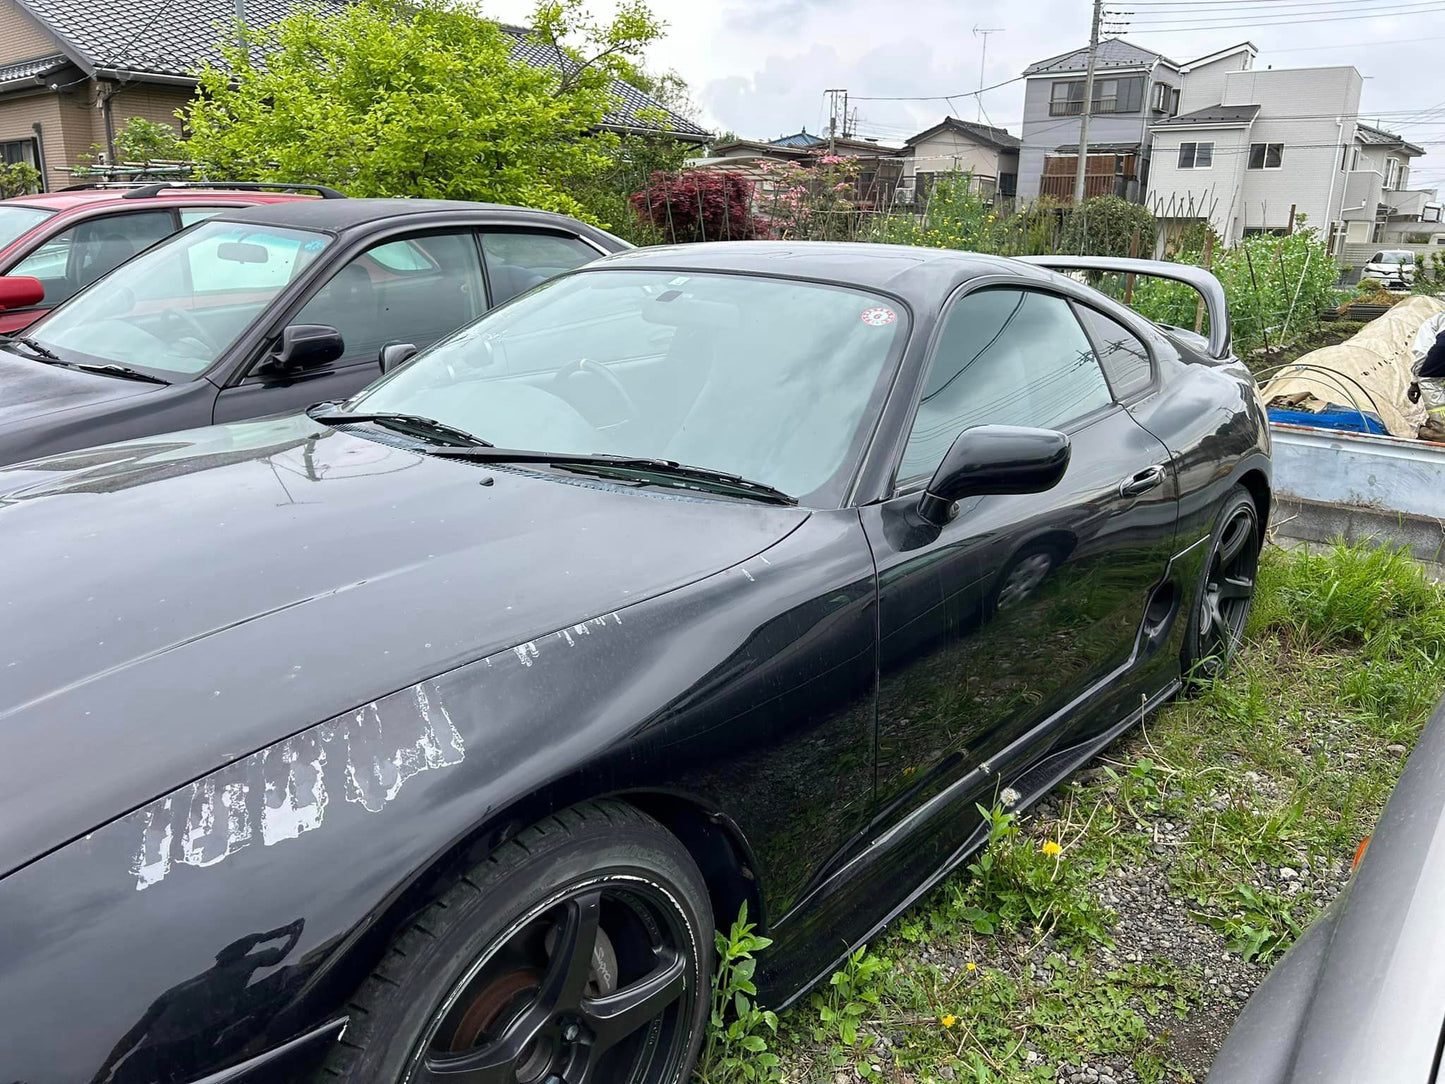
{"left": 972, "top": 26, "right": 1004, "bottom": 123}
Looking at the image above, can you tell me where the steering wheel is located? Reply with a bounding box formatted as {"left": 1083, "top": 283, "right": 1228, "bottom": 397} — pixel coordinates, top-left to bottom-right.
{"left": 550, "top": 358, "right": 639, "bottom": 428}
{"left": 160, "top": 306, "right": 217, "bottom": 352}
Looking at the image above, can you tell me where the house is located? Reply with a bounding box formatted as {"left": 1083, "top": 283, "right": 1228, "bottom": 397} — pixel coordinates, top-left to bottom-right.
{"left": 702, "top": 132, "right": 906, "bottom": 208}
{"left": 1017, "top": 38, "right": 1186, "bottom": 204}
{"left": 896, "top": 117, "right": 1020, "bottom": 204}
{"left": 0, "top": 0, "right": 708, "bottom": 192}
{"left": 1145, "top": 44, "right": 1433, "bottom": 257}
{"left": 1341, "top": 124, "right": 1437, "bottom": 247}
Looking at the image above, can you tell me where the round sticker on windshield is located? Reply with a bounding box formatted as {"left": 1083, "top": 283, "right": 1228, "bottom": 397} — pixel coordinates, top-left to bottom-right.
{"left": 860, "top": 306, "right": 896, "bottom": 327}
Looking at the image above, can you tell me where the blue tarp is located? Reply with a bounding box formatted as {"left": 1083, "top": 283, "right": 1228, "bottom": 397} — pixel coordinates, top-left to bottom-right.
{"left": 1268, "top": 405, "right": 1389, "bottom": 435}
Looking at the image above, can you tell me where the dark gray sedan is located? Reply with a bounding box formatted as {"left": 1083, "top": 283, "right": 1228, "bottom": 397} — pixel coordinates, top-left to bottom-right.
{"left": 0, "top": 198, "right": 626, "bottom": 466}
{"left": 1208, "top": 695, "right": 1445, "bottom": 1082}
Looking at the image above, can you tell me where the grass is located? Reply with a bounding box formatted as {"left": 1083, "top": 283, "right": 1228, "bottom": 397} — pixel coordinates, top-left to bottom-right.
{"left": 697, "top": 541, "right": 1445, "bottom": 1083}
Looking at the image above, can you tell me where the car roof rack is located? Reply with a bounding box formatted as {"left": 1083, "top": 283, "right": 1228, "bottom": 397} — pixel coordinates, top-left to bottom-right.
{"left": 60, "top": 181, "right": 347, "bottom": 200}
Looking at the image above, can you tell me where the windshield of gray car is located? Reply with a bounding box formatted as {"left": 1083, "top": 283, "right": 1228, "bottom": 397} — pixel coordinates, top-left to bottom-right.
{"left": 19, "top": 221, "right": 331, "bottom": 377}
{"left": 342, "top": 268, "right": 909, "bottom": 504}
{"left": 0, "top": 205, "right": 56, "bottom": 251}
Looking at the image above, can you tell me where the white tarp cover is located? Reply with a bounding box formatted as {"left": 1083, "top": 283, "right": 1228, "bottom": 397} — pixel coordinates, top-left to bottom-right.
{"left": 1260, "top": 295, "right": 1445, "bottom": 438}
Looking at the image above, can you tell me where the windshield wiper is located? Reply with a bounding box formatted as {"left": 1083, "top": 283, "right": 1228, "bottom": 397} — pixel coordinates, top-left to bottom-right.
{"left": 70, "top": 362, "right": 169, "bottom": 385}
{"left": 6, "top": 335, "right": 61, "bottom": 362}
{"left": 310, "top": 409, "right": 492, "bottom": 449}
{"left": 430, "top": 448, "right": 798, "bottom": 506}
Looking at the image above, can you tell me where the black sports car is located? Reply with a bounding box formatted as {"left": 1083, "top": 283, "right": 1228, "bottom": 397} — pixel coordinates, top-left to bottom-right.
{"left": 0, "top": 243, "right": 1269, "bottom": 1084}
{"left": 0, "top": 198, "right": 626, "bottom": 467}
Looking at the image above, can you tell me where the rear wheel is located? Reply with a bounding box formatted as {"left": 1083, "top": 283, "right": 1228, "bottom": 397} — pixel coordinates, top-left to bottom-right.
{"left": 1183, "top": 486, "right": 1261, "bottom": 686}
{"left": 322, "top": 802, "right": 712, "bottom": 1084}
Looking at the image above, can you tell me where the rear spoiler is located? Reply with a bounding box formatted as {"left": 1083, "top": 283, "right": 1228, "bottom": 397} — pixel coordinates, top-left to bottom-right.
{"left": 1018, "top": 255, "right": 1232, "bottom": 362}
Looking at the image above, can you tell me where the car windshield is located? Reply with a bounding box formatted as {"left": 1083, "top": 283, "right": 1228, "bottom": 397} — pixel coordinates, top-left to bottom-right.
{"left": 1378, "top": 251, "right": 1414, "bottom": 264}
{"left": 344, "top": 268, "right": 908, "bottom": 503}
{"left": 0, "top": 204, "right": 56, "bottom": 251}
{"left": 20, "top": 220, "right": 331, "bottom": 377}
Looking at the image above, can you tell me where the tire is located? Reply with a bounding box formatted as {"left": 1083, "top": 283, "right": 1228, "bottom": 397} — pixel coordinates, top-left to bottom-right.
{"left": 1182, "top": 485, "right": 1261, "bottom": 688}
{"left": 322, "top": 801, "right": 713, "bottom": 1084}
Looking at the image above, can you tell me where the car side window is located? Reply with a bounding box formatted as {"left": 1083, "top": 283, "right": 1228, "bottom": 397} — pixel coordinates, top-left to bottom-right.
{"left": 480, "top": 231, "right": 598, "bottom": 306}
{"left": 1072, "top": 304, "right": 1153, "bottom": 400}
{"left": 179, "top": 207, "right": 232, "bottom": 228}
{"left": 293, "top": 230, "right": 485, "bottom": 367}
{"left": 897, "top": 287, "right": 1112, "bottom": 488}
{"left": 10, "top": 210, "right": 174, "bottom": 307}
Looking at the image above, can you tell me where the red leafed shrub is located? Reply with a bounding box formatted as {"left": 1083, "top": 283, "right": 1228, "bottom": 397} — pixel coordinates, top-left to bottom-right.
{"left": 629, "top": 170, "right": 768, "bottom": 242}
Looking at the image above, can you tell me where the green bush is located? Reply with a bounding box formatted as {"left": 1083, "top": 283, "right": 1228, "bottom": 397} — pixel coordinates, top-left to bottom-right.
{"left": 1059, "top": 195, "right": 1158, "bottom": 259}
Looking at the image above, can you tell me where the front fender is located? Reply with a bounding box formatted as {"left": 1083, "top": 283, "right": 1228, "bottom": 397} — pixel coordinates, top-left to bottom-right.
{"left": 0, "top": 509, "right": 877, "bottom": 1084}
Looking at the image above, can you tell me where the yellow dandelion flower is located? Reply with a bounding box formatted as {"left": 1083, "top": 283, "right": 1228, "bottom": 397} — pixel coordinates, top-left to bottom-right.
{"left": 966, "top": 961, "right": 977, "bottom": 972}
{"left": 1042, "top": 840, "right": 1062, "bottom": 857}
{"left": 941, "top": 1014, "right": 956, "bottom": 1028}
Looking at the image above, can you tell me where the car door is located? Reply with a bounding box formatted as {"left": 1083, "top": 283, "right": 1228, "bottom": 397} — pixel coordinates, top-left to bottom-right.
{"left": 859, "top": 285, "right": 1176, "bottom": 868}
{"left": 5, "top": 209, "right": 174, "bottom": 319}
{"left": 478, "top": 229, "right": 604, "bottom": 306}
{"left": 213, "top": 229, "right": 488, "bottom": 422}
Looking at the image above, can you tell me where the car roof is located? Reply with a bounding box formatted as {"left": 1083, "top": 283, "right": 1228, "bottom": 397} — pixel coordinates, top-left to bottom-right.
{"left": 581, "top": 240, "right": 1031, "bottom": 297}
{"left": 212, "top": 198, "right": 601, "bottom": 234}
{"left": 5, "top": 189, "right": 307, "bottom": 213}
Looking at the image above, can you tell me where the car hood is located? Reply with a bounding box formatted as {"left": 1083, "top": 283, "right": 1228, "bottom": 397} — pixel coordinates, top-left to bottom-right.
{"left": 0, "top": 344, "right": 155, "bottom": 423}
{"left": 0, "top": 415, "right": 809, "bottom": 877}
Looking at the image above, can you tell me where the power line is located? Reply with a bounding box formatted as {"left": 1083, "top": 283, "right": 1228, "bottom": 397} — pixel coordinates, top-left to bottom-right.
{"left": 1115, "top": 3, "right": 1445, "bottom": 30}
{"left": 850, "top": 73, "right": 1028, "bottom": 102}
{"left": 1116, "top": 0, "right": 1444, "bottom": 23}
{"left": 1268, "top": 33, "right": 1445, "bottom": 51}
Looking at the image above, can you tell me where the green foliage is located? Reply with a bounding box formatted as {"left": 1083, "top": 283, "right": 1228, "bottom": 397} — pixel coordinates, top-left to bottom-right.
{"left": 809, "top": 946, "right": 886, "bottom": 1057}
{"left": 1130, "top": 228, "right": 1339, "bottom": 355}
{"left": 114, "top": 117, "right": 184, "bottom": 167}
{"left": 1192, "top": 883, "right": 1304, "bottom": 964}
{"left": 697, "top": 903, "right": 781, "bottom": 1084}
{"left": 185, "top": 0, "right": 664, "bottom": 219}
{"left": 1059, "top": 195, "right": 1158, "bottom": 259}
{"left": 953, "top": 802, "right": 1112, "bottom": 951}
{"left": 0, "top": 161, "right": 40, "bottom": 198}
{"left": 567, "top": 132, "right": 692, "bottom": 240}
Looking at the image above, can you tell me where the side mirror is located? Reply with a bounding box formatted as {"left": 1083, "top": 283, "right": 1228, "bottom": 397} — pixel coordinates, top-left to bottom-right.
{"left": 0, "top": 275, "right": 44, "bottom": 311}
{"left": 918, "top": 425, "right": 1071, "bottom": 526}
{"left": 266, "top": 324, "right": 344, "bottom": 373}
{"left": 379, "top": 341, "right": 418, "bottom": 373}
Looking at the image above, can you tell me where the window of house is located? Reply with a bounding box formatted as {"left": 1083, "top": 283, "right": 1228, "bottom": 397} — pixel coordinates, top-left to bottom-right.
{"left": 1385, "top": 158, "right": 1401, "bottom": 190}
{"left": 1177, "top": 141, "right": 1214, "bottom": 169}
{"left": 896, "top": 288, "right": 1112, "bottom": 486}
{"left": 1350, "top": 146, "right": 1361, "bottom": 170}
{"left": 1151, "top": 83, "right": 1179, "bottom": 115}
{"left": 1248, "top": 143, "right": 1284, "bottom": 170}
{"left": 1050, "top": 81, "right": 1084, "bottom": 116}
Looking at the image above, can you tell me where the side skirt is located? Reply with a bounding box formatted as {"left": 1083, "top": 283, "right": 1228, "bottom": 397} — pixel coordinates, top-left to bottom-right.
{"left": 770, "top": 678, "right": 1181, "bottom": 1013}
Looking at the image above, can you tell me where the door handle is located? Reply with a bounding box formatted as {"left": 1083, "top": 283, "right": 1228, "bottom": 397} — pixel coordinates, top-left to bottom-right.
{"left": 1119, "top": 465, "right": 1166, "bottom": 497}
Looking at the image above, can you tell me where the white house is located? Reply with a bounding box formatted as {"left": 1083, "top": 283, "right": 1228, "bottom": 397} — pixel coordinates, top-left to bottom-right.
{"left": 896, "top": 118, "right": 1020, "bottom": 203}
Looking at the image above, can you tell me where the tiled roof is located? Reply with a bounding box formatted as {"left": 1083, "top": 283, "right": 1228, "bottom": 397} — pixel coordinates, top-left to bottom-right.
{"left": 1154, "top": 103, "right": 1260, "bottom": 127}
{"left": 769, "top": 131, "right": 824, "bottom": 148}
{"left": 1024, "top": 38, "right": 1178, "bottom": 75}
{"left": 8, "top": 0, "right": 707, "bottom": 138}
{"left": 1356, "top": 122, "right": 1425, "bottom": 156}
{"left": 905, "top": 117, "right": 1020, "bottom": 151}
{"left": 0, "top": 52, "right": 69, "bottom": 84}
{"left": 501, "top": 26, "right": 707, "bottom": 139}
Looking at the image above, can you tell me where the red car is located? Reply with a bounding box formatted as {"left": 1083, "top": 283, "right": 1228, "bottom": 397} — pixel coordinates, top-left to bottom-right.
{"left": 0, "top": 182, "right": 342, "bottom": 334}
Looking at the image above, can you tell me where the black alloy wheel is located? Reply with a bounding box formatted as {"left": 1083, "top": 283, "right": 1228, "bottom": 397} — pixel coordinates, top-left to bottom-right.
{"left": 324, "top": 802, "right": 711, "bottom": 1084}
{"left": 1185, "top": 486, "right": 1260, "bottom": 683}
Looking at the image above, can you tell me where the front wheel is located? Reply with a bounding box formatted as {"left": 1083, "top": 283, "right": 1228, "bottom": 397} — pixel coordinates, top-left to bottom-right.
{"left": 1182, "top": 486, "right": 1261, "bottom": 686}
{"left": 322, "top": 801, "right": 713, "bottom": 1084}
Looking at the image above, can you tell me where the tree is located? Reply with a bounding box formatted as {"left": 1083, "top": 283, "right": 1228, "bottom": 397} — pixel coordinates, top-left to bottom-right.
{"left": 185, "top": 0, "right": 664, "bottom": 219}
{"left": 630, "top": 170, "right": 766, "bottom": 242}
{"left": 1059, "top": 195, "right": 1158, "bottom": 259}
{"left": 115, "top": 118, "right": 184, "bottom": 169}
{"left": 0, "top": 161, "right": 40, "bottom": 198}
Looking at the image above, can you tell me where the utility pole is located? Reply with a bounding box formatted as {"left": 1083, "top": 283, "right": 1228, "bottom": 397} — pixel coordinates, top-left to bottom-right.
{"left": 825, "top": 89, "right": 848, "bottom": 152}
{"left": 1073, "top": 0, "right": 1103, "bottom": 206}
{"left": 972, "top": 26, "right": 1004, "bottom": 123}
{"left": 235, "top": 0, "right": 249, "bottom": 61}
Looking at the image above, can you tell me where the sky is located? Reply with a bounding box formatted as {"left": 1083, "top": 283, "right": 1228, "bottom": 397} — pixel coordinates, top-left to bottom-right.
{"left": 483, "top": 0, "right": 1445, "bottom": 189}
